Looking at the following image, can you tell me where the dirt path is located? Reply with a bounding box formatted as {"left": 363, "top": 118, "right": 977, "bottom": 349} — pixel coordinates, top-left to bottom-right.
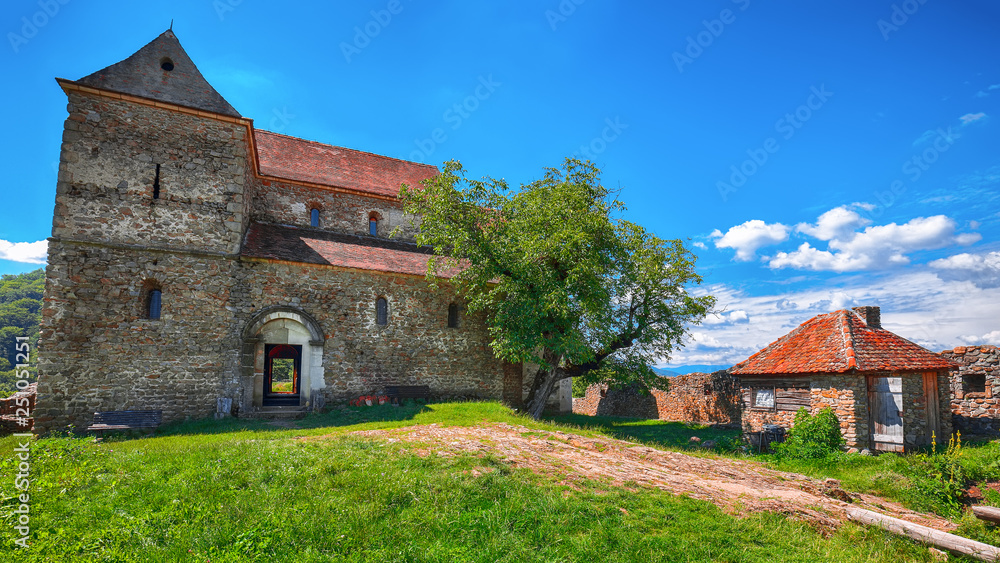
{"left": 332, "top": 422, "right": 956, "bottom": 534}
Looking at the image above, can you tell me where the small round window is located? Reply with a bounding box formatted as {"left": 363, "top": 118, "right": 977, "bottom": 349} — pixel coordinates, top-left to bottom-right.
{"left": 160, "top": 58, "right": 175, "bottom": 72}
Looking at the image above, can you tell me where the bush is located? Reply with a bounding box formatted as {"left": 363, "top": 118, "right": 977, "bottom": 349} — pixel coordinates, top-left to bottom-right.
{"left": 773, "top": 407, "right": 845, "bottom": 459}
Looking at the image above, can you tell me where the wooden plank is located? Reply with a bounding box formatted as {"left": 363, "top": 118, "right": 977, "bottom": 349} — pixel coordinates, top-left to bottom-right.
{"left": 846, "top": 506, "right": 1000, "bottom": 561}
{"left": 973, "top": 506, "right": 1000, "bottom": 525}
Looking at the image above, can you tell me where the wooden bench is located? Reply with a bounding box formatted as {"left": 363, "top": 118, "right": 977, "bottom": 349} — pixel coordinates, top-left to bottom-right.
{"left": 87, "top": 410, "right": 162, "bottom": 438}
{"left": 385, "top": 385, "right": 431, "bottom": 405}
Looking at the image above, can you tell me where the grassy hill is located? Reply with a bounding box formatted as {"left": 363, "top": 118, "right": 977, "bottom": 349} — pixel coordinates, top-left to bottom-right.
{"left": 3, "top": 402, "right": 997, "bottom": 561}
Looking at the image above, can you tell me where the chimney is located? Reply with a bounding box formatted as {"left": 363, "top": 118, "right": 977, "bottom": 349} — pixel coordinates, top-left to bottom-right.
{"left": 852, "top": 306, "right": 881, "bottom": 329}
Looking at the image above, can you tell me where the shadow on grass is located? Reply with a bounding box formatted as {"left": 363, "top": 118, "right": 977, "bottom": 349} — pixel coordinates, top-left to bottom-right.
{"left": 116, "top": 402, "right": 433, "bottom": 441}
{"left": 545, "top": 412, "right": 741, "bottom": 450}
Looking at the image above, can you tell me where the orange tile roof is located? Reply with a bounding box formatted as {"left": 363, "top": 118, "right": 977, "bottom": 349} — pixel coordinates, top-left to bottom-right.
{"left": 254, "top": 130, "right": 439, "bottom": 198}
{"left": 731, "top": 309, "right": 957, "bottom": 375}
{"left": 241, "top": 223, "right": 460, "bottom": 278}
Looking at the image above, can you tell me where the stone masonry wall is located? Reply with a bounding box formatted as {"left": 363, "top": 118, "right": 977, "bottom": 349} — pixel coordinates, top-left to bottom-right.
{"left": 250, "top": 176, "right": 420, "bottom": 242}
{"left": 36, "top": 243, "right": 242, "bottom": 433}
{"left": 572, "top": 371, "right": 740, "bottom": 424}
{"left": 942, "top": 346, "right": 999, "bottom": 434}
{"left": 236, "top": 259, "right": 506, "bottom": 403}
{"left": 52, "top": 92, "right": 248, "bottom": 254}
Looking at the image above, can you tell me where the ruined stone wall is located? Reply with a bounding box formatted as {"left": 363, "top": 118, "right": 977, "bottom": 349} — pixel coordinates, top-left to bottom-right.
{"left": 52, "top": 92, "right": 248, "bottom": 254}
{"left": 942, "top": 346, "right": 999, "bottom": 434}
{"left": 249, "top": 176, "right": 420, "bottom": 241}
{"left": 572, "top": 371, "right": 739, "bottom": 423}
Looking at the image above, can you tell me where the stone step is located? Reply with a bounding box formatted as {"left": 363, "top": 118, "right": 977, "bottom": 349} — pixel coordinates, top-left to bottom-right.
{"left": 244, "top": 406, "right": 309, "bottom": 419}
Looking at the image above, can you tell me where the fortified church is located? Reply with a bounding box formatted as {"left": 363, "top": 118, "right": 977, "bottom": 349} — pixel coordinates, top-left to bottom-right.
{"left": 35, "top": 30, "right": 567, "bottom": 433}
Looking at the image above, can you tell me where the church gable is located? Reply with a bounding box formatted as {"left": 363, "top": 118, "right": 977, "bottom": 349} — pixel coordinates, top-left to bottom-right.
{"left": 75, "top": 29, "right": 240, "bottom": 118}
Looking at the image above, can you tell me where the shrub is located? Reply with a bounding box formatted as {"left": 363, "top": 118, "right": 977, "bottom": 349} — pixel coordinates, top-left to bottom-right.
{"left": 773, "top": 407, "right": 845, "bottom": 459}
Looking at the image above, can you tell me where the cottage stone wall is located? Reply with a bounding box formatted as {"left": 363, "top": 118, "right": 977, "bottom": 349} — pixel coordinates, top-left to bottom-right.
{"left": 942, "top": 346, "right": 999, "bottom": 434}
{"left": 739, "top": 372, "right": 951, "bottom": 451}
{"left": 572, "top": 371, "right": 740, "bottom": 424}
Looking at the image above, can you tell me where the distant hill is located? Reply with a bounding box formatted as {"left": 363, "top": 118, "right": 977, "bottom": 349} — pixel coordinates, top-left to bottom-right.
{"left": 656, "top": 364, "right": 731, "bottom": 375}
{"left": 0, "top": 268, "right": 44, "bottom": 396}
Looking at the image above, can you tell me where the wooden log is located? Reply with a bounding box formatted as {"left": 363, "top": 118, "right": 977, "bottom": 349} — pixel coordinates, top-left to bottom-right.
{"left": 974, "top": 506, "right": 1000, "bottom": 525}
{"left": 845, "top": 506, "right": 1000, "bottom": 562}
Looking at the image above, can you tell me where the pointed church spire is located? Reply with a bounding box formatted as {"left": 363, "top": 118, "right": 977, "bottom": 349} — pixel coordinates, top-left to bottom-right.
{"left": 75, "top": 29, "right": 241, "bottom": 118}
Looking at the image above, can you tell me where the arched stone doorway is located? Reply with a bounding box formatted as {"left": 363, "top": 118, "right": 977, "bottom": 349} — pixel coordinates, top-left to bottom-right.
{"left": 242, "top": 307, "right": 325, "bottom": 411}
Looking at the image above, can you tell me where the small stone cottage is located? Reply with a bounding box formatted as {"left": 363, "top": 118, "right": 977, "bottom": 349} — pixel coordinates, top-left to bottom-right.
{"left": 940, "top": 345, "right": 999, "bottom": 434}
{"left": 731, "top": 306, "right": 956, "bottom": 452}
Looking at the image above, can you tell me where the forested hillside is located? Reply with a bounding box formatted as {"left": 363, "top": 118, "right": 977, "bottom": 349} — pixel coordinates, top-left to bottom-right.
{"left": 0, "top": 268, "right": 44, "bottom": 396}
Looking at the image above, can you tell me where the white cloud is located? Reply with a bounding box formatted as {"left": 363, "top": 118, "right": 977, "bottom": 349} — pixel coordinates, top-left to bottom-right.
{"left": 929, "top": 251, "right": 1000, "bottom": 288}
{"left": 692, "top": 241, "right": 707, "bottom": 249}
{"left": 711, "top": 220, "right": 789, "bottom": 261}
{"left": 960, "top": 112, "right": 988, "bottom": 126}
{"left": 662, "top": 271, "right": 1000, "bottom": 367}
{"left": 770, "top": 215, "right": 980, "bottom": 272}
{"left": 795, "top": 206, "right": 870, "bottom": 241}
{"left": 0, "top": 240, "right": 48, "bottom": 264}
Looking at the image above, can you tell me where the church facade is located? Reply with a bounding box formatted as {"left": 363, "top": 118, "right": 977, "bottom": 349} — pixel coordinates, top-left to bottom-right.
{"left": 35, "top": 30, "right": 564, "bottom": 433}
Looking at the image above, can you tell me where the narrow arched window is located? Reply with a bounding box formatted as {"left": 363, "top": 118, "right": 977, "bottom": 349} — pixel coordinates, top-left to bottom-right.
{"left": 375, "top": 297, "right": 388, "bottom": 326}
{"left": 447, "top": 303, "right": 459, "bottom": 328}
{"left": 147, "top": 289, "right": 162, "bottom": 320}
{"left": 310, "top": 208, "right": 320, "bottom": 227}
{"left": 369, "top": 216, "right": 378, "bottom": 236}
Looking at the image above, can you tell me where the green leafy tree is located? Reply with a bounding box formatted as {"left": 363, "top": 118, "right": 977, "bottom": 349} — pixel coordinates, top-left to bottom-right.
{"left": 400, "top": 159, "right": 714, "bottom": 419}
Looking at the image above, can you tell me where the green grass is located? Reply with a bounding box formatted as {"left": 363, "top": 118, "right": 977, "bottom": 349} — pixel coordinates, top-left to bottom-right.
{"left": 0, "top": 402, "right": 988, "bottom": 561}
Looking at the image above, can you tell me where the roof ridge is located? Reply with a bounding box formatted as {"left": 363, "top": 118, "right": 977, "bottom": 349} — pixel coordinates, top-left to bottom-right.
{"left": 255, "top": 129, "right": 439, "bottom": 171}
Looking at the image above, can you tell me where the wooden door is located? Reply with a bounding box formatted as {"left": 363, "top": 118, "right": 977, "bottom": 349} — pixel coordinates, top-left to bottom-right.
{"left": 923, "top": 372, "right": 941, "bottom": 447}
{"left": 870, "top": 376, "right": 904, "bottom": 452}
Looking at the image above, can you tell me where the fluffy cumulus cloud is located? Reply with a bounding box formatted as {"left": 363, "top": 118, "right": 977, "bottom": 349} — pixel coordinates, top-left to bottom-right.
{"left": 711, "top": 220, "right": 789, "bottom": 261}
{"left": 0, "top": 240, "right": 47, "bottom": 264}
{"left": 929, "top": 251, "right": 1000, "bottom": 288}
{"left": 769, "top": 213, "right": 980, "bottom": 272}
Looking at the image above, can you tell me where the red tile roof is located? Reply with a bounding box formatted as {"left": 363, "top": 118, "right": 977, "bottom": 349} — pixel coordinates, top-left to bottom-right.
{"left": 254, "top": 130, "right": 439, "bottom": 198}
{"left": 731, "top": 309, "right": 957, "bottom": 375}
{"left": 241, "top": 223, "right": 460, "bottom": 278}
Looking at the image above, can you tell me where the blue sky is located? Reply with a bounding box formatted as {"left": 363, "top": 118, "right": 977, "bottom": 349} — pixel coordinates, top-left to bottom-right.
{"left": 2, "top": 0, "right": 998, "bottom": 369}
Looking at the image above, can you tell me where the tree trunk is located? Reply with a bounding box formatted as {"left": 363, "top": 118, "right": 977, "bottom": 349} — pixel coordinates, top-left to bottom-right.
{"left": 524, "top": 349, "right": 565, "bottom": 420}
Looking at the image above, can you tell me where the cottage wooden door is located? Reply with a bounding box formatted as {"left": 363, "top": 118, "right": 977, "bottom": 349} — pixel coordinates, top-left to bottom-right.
{"left": 870, "top": 376, "right": 904, "bottom": 452}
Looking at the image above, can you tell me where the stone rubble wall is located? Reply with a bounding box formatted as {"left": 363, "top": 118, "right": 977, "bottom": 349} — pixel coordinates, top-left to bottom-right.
{"left": 941, "top": 345, "right": 999, "bottom": 434}
{"left": 572, "top": 371, "right": 740, "bottom": 424}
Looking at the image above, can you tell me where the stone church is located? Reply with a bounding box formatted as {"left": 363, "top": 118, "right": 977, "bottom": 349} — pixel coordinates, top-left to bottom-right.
{"left": 35, "top": 30, "right": 568, "bottom": 433}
